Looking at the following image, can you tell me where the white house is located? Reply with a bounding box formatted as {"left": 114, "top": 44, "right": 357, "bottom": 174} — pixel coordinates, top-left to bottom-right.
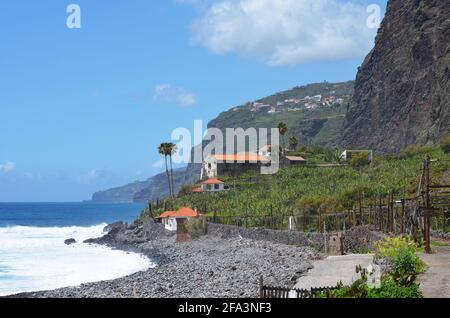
{"left": 200, "top": 153, "right": 270, "bottom": 179}
{"left": 159, "top": 207, "right": 202, "bottom": 232}
{"left": 201, "top": 178, "right": 225, "bottom": 192}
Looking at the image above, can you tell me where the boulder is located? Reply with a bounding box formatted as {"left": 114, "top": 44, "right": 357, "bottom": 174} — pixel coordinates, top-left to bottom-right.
{"left": 64, "top": 238, "right": 77, "bottom": 245}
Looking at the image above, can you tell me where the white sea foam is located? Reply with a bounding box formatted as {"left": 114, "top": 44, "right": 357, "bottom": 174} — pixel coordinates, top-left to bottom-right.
{"left": 0, "top": 224, "right": 154, "bottom": 296}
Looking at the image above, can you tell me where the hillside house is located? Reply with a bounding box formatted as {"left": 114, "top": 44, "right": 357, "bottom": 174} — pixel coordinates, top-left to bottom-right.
{"left": 201, "top": 178, "right": 225, "bottom": 192}
{"left": 159, "top": 207, "right": 202, "bottom": 232}
{"left": 340, "top": 150, "right": 373, "bottom": 163}
{"left": 281, "top": 155, "right": 307, "bottom": 167}
{"left": 201, "top": 153, "right": 270, "bottom": 179}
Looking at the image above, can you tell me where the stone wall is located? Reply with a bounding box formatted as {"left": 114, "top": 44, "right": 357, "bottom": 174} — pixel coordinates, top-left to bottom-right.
{"left": 206, "top": 223, "right": 329, "bottom": 252}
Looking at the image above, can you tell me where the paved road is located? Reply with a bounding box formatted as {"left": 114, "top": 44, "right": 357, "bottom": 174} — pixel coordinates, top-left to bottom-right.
{"left": 294, "top": 254, "right": 375, "bottom": 290}
{"left": 418, "top": 243, "right": 450, "bottom": 298}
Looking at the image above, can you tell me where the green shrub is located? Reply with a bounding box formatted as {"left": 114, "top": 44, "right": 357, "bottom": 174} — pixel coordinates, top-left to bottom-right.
{"left": 391, "top": 249, "right": 424, "bottom": 286}
{"left": 350, "top": 152, "right": 371, "bottom": 167}
{"left": 440, "top": 136, "right": 450, "bottom": 154}
{"left": 367, "top": 277, "right": 422, "bottom": 298}
{"left": 374, "top": 237, "right": 421, "bottom": 261}
{"left": 374, "top": 237, "right": 425, "bottom": 286}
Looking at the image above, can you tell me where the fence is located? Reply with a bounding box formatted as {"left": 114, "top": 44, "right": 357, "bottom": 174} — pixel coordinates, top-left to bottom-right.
{"left": 202, "top": 197, "right": 436, "bottom": 236}
{"left": 259, "top": 277, "right": 338, "bottom": 298}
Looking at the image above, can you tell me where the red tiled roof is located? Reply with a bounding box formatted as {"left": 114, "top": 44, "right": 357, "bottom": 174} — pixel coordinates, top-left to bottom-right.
{"left": 159, "top": 211, "right": 177, "bottom": 218}
{"left": 211, "top": 152, "right": 268, "bottom": 162}
{"left": 159, "top": 207, "right": 201, "bottom": 218}
{"left": 192, "top": 187, "right": 203, "bottom": 193}
{"left": 202, "top": 178, "right": 224, "bottom": 185}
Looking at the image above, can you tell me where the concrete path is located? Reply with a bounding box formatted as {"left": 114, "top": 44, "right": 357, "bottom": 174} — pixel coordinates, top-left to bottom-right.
{"left": 294, "top": 254, "right": 375, "bottom": 290}
{"left": 418, "top": 242, "right": 450, "bottom": 298}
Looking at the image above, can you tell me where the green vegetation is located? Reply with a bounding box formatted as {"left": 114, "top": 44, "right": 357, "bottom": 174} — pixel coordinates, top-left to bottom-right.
{"left": 319, "top": 237, "right": 425, "bottom": 298}
{"left": 151, "top": 146, "right": 449, "bottom": 222}
{"left": 440, "top": 135, "right": 450, "bottom": 154}
{"left": 208, "top": 81, "right": 354, "bottom": 148}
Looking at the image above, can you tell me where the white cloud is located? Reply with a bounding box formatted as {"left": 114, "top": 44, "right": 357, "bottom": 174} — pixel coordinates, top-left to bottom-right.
{"left": 0, "top": 162, "right": 16, "bottom": 174}
{"left": 189, "top": 0, "right": 377, "bottom": 66}
{"left": 152, "top": 84, "right": 197, "bottom": 106}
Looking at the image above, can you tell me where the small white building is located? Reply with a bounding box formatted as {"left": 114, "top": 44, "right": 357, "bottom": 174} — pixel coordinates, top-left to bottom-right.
{"left": 201, "top": 178, "right": 225, "bottom": 192}
{"left": 159, "top": 207, "right": 201, "bottom": 232}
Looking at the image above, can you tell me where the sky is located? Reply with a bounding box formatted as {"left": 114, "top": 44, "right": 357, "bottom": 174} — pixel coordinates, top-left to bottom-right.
{"left": 0, "top": 0, "right": 387, "bottom": 202}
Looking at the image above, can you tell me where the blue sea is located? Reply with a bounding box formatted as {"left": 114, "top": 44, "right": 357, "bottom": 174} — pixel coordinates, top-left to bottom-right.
{"left": 0, "top": 202, "right": 153, "bottom": 296}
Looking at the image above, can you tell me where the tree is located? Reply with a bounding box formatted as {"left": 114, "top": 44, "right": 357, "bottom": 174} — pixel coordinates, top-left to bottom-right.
{"left": 288, "top": 136, "right": 298, "bottom": 151}
{"left": 166, "top": 142, "right": 177, "bottom": 197}
{"left": 158, "top": 143, "right": 174, "bottom": 197}
{"left": 277, "top": 122, "right": 288, "bottom": 154}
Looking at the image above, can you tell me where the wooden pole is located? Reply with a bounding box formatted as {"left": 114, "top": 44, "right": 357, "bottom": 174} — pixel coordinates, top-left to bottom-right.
{"left": 401, "top": 199, "right": 405, "bottom": 234}
{"left": 424, "top": 154, "right": 432, "bottom": 254}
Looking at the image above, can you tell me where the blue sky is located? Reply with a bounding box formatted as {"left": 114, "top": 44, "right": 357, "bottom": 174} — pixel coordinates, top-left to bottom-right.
{"left": 0, "top": 0, "right": 387, "bottom": 202}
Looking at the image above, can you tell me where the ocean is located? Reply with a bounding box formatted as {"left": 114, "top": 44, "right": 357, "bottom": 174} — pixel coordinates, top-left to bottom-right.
{"left": 0, "top": 202, "right": 154, "bottom": 296}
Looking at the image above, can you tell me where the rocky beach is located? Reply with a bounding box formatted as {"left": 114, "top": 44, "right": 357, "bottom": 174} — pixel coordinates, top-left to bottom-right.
{"left": 7, "top": 219, "right": 319, "bottom": 298}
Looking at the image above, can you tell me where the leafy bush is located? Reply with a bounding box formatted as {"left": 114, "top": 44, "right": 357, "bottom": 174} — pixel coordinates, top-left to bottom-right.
{"left": 184, "top": 217, "right": 206, "bottom": 238}
{"left": 374, "top": 237, "right": 420, "bottom": 261}
{"left": 391, "top": 249, "right": 424, "bottom": 286}
{"left": 350, "top": 152, "right": 371, "bottom": 167}
{"left": 374, "top": 237, "right": 425, "bottom": 286}
{"left": 441, "top": 136, "right": 450, "bottom": 154}
{"left": 367, "top": 277, "right": 422, "bottom": 298}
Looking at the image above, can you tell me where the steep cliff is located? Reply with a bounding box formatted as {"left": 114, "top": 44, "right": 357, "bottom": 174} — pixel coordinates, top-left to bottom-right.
{"left": 341, "top": 0, "right": 450, "bottom": 154}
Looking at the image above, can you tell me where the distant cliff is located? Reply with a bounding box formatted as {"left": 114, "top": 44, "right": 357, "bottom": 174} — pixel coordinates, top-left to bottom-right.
{"left": 341, "top": 0, "right": 450, "bottom": 153}
{"left": 91, "top": 168, "right": 187, "bottom": 203}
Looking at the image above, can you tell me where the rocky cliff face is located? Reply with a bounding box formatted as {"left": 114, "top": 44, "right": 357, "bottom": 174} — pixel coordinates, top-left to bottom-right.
{"left": 341, "top": 0, "right": 450, "bottom": 154}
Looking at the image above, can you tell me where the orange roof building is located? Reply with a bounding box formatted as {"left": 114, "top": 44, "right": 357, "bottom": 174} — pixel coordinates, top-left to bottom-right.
{"left": 201, "top": 152, "right": 270, "bottom": 179}
{"left": 202, "top": 178, "right": 224, "bottom": 185}
{"left": 159, "top": 207, "right": 202, "bottom": 232}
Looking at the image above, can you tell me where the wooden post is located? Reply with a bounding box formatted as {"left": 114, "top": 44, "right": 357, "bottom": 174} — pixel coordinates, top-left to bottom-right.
{"left": 423, "top": 154, "right": 432, "bottom": 254}
{"left": 441, "top": 208, "right": 446, "bottom": 233}
{"left": 259, "top": 276, "right": 264, "bottom": 299}
{"left": 379, "top": 195, "right": 383, "bottom": 231}
{"left": 401, "top": 199, "right": 405, "bottom": 234}
{"left": 359, "top": 196, "right": 363, "bottom": 226}
{"left": 318, "top": 210, "right": 322, "bottom": 233}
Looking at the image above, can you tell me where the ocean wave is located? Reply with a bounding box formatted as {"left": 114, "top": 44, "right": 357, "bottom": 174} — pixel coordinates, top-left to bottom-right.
{"left": 0, "top": 224, "right": 153, "bottom": 296}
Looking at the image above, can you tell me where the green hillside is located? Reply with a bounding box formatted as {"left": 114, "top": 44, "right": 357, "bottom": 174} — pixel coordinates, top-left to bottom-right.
{"left": 208, "top": 81, "right": 354, "bottom": 147}
{"left": 146, "top": 145, "right": 450, "bottom": 223}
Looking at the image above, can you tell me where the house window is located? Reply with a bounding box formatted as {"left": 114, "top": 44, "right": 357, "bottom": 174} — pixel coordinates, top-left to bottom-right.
{"left": 214, "top": 184, "right": 220, "bottom": 190}
{"left": 208, "top": 184, "right": 213, "bottom": 190}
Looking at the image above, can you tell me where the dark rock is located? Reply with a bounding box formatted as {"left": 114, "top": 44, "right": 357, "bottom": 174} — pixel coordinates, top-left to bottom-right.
{"left": 64, "top": 239, "right": 76, "bottom": 245}
{"left": 341, "top": 0, "right": 450, "bottom": 154}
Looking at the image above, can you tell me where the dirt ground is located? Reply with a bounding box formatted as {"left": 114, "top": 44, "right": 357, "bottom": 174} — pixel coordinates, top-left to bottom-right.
{"left": 418, "top": 241, "right": 450, "bottom": 298}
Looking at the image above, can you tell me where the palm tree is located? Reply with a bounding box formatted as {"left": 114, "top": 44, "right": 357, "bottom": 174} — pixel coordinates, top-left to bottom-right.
{"left": 158, "top": 143, "right": 172, "bottom": 197}
{"left": 166, "top": 142, "right": 177, "bottom": 197}
{"left": 289, "top": 136, "right": 298, "bottom": 151}
{"left": 277, "top": 122, "right": 288, "bottom": 154}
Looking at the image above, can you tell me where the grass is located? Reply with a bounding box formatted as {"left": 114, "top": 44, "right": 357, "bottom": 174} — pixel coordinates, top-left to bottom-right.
{"left": 431, "top": 240, "right": 449, "bottom": 247}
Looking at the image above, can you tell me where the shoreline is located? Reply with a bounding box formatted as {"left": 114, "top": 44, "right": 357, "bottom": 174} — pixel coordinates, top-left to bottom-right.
{"left": 5, "top": 219, "right": 318, "bottom": 298}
